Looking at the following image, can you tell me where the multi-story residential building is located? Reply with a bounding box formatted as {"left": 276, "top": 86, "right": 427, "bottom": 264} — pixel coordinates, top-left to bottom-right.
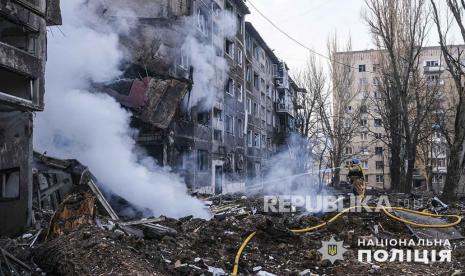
{"left": 102, "top": 0, "right": 302, "bottom": 194}
{"left": 0, "top": 0, "right": 61, "bottom": 236}
{"left": 244, "top": 22, "right": 279, "bottom": 181}
{"left": 335, "top": 46, "right": 461, "bottom": 192}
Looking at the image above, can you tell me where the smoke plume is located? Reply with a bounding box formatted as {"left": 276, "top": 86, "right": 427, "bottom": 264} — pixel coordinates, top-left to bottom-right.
{"left": 34, "top": 0, "right": 209, "bottom": 219}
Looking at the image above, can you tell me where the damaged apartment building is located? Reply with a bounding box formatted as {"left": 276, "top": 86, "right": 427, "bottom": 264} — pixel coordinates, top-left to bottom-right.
{"left": 0, "top": 0, "right": 61, "bottom": 235}
{"left": 99, "top": 0, "right": 304, "bottom": 194}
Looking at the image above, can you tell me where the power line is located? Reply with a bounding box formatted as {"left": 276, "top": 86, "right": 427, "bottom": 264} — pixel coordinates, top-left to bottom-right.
{"left": 246, "top": 0, "right": 457, "bottom": 81}
{"left": 246, "top": 0, "right": 376, "bottom": 74}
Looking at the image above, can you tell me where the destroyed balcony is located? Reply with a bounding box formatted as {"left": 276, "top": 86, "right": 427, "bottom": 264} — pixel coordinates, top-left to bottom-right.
{"left": 0, "top": 42, "right": 42, "bottom": 110}
{"left": 100, "top": 75, "right": 191, "bottom": 129}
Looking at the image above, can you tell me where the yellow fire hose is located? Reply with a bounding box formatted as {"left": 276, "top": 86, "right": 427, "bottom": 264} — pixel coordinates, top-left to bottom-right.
{"left": 231, "top": 205, "right": 462, "bottom": 275}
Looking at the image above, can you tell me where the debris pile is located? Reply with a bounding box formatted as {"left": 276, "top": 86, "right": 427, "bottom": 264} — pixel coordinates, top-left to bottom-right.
{"left": 1, "top": 189, "right": 464, "bottom": 275}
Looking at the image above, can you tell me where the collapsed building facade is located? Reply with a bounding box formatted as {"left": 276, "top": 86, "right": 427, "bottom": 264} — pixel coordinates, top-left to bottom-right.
{"left": 100, "top": 0, "right": 305, "bottom": 194}
{"left": 0, "top": 0, "right": 61, "bottom": 236}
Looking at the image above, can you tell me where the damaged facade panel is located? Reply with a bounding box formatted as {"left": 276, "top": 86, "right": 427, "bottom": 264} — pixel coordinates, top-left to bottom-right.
{"left": 0, "top": 0, "right": 61, "bottom": 236}
{"left": 101, "top": 76, "right": 191, "bottom": 129}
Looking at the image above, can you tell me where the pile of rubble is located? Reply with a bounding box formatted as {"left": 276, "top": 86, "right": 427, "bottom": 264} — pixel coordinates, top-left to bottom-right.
{"left": 1, "top": 189, "right": 465, "bottom": 275}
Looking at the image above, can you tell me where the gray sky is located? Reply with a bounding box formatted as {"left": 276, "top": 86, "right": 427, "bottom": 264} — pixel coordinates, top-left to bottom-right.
{"left": 246, "top": 0, "right": 372, "bottom": 71}
{"left": 245, "top": 0, "right": 453, "bottom": 72}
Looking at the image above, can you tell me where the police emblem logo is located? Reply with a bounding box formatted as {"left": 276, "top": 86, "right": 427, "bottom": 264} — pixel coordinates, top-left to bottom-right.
{"left": 318, "top": 236, "right": 348, "bottom": 264}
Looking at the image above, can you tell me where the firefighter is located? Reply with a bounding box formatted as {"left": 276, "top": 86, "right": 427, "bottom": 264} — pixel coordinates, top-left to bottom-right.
{"left": 347, "top": 158, "right": 365, "bottom": 198}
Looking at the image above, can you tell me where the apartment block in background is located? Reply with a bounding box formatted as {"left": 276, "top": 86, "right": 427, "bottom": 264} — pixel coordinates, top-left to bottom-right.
{"left": 334, "top": 46, "right": 461, "bottom": 192}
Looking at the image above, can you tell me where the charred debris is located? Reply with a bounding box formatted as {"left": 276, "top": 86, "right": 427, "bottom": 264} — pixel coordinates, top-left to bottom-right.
{"left": 1, "top": 167, "right": 465, "bottom": 275}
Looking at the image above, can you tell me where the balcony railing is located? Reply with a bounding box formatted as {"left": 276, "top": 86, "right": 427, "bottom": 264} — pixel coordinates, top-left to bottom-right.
{"left": 424, "top": 66, "right": 445, "bottom": 73}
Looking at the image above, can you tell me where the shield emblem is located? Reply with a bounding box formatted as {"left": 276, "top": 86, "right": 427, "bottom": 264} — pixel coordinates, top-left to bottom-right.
{"left": 328, "top": 244, "right": 337, "bottom": 256}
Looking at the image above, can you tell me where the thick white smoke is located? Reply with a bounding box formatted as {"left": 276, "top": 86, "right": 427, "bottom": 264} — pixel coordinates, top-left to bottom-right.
{"left": 34, "top": 0, "right": 209, "bottom": 219}
{"left": 181, "top": 11, "right": 237, "bottom": 109}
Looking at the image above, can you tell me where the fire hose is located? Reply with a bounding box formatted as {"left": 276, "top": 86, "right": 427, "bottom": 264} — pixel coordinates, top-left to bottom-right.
{"left": 231, "top": 205, "right": 462, "bottom": 275}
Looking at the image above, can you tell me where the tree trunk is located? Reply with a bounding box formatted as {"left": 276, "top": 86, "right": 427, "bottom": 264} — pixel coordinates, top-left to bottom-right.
{"left": 403, "top": 158, "right": 414, "bottom": 193}
{"left": 333, "top": 168, "right": 341, "bottom": 187}
{"left": 442, "top": 142, "right": 462, "bottom": 200}
{"left": 389, "top": 131, "right": 402, "bottom": 191}
{"left": 443, "top": 91, "right": 465, "bottom": 200}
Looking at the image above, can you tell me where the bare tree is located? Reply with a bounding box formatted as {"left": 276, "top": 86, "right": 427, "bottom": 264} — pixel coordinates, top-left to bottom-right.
{"left": 431, "top": 0, "right": 465, "bottom": 200}
{"left": 293, "top": 55, "right": 324, "bottom": 141}
{"left": 317, "top": 36, "right": 362, "bottom": 186}
{"left": 364, "top": 0, "right": 436, "bottom": 193}
{"left": 292, "top": 55, "right": 329, "bottom": 185}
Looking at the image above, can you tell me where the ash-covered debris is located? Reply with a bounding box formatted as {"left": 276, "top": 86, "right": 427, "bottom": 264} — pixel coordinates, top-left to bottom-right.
{"left": 1, "top": 187, "right": 465, "bottom": 275}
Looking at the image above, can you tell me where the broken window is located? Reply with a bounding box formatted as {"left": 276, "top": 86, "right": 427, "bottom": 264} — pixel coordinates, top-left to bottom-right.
{"left": 213, "top": 108, "right": 222, "bottom": 121}
{"left": 237, "top": 83, "right": 243, "bottom": 102}
{"left": 253, "top": 133, "right": 260, "bottom": 148}
{"left": 236, "top": 48, "right": 243, "bottom": 66}
{"left": 237, "top": 118, "right": 243, "bottom": 138}
{"left": 374, "top": 118, "right": 382, "bottom": 127}
{"left": 375, "top": 147, "right": 383, "bottom": 155}
{"left": 178, "top": 48, "right": 189, "bottom": 69}
{"left": 247, "top": 98, "right": 252, "bottom": 115}
{"left": 261, "top": 106, "right": 266, "bottom": 122}
{"left": 225, "top": 39, "right": 234, "bottom": 57}
{"left": 253, "top": 72, "right": 259, "bottom": 90}
{"left": 254, "top": 162, "right": 261, "bottom": 177}
{"left": 225, "top": 78, "right": 234, "bottom": 95}
{"left": 246, "top": 66, "right": 252, "bottom": 83}
{"left": 237, "top": 14, "right": 243, "bottom": 34}
{"left": 253, "top": 43, "right": 259, "bottom": 60}
{"left": 225, "top": 115, "right": 233, "bottom": 135}
{"left": 247, "top": 130, "right": 253, "bottom": 147}
{"left": 197, "top": 112, "right": 210, "bottom": 125}
{"left": 197, "top": 8, "right": 207, "bottom": 34}
{"left": 0, "top": 18, "right": 37, "bottom": 54}
{"left": 213, "top": 129, "right": 222, "bottom": 142}
{"left": 0, "top": 67, "right": 37, "bottom": 103}
{"left": 225, "top": 1, "right": 233, "bottom": 12}
{"left": 197, "top": 150, "right": 209, "bottom": 171}
{"left": 376, "top": 161, "right": 384, "bottom": 170}
{"left": 272, "top": 64, "right": 278, "bottom": 77}
{"left": 260, "top": 78, "right": 265, "bottom": 92}
{"left": 253, "top": 102, "right": 259, "bottom": 117}
{"left": 0, "top": 168, "right": 20, "bottom": 200}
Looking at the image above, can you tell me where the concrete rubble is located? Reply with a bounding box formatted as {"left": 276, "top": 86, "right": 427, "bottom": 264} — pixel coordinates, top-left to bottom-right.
{"left": 0, "top": 158, "right": 464, "bottom": 275}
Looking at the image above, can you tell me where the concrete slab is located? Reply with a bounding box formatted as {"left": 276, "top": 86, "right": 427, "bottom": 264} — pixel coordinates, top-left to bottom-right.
{"left": 394, "top": 210, "right": 464, "bottom": 241}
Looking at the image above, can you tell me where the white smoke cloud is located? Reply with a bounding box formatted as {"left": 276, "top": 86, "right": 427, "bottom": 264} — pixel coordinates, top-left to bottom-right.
{"left": 253, "top": 134, "right": 326, "bottom": 196}
{"left": 181, "top": 11, "right": 237, "bottom": 109}
{"left": 34, "top": 0, "right": 209, "bottom": 219}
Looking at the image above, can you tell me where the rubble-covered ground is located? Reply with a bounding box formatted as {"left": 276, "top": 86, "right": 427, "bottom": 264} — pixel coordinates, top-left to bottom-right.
{"left": 1, "top": 192, "right": 464, "bottom": 276}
